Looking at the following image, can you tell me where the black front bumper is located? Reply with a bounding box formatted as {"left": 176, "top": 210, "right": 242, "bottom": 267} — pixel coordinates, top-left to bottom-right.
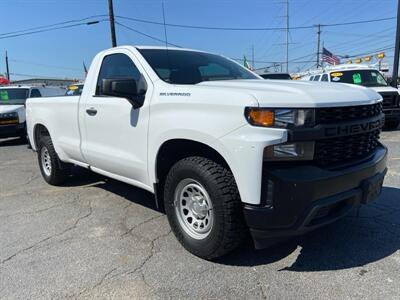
{"left": 244, "top": 145, "right": 387, "bottom": 248}
{"left": 0, "top": 122, "right": 25, "bottom": 138}
{"left": 383, "top": 108, "right": 400, "bottom": 122}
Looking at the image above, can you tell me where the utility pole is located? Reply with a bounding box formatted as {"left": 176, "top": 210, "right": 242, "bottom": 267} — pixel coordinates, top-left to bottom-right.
{"left": 5, "top": 51, "right": 10, "bottom": 81}
{"left": 285, "top": 0, "right": 289, "bottom": 72}
{"left": 316, "top": 24, "right": 321, "bottom": 69}
{"left": 108, "top": 0, "right": 117, "bottom": 47}
{"left": 392, "top": 0, "right": 400, "bottom": 87}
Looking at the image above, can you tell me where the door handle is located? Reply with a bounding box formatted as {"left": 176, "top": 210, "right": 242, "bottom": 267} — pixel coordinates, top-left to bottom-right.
{"left": 86, "top": 108, "right": 97, "bottom": 116}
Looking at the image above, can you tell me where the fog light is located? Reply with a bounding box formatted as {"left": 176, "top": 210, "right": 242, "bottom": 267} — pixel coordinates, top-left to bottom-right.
{"left": 264, "top": 142, "right": 314, "bottom": 161}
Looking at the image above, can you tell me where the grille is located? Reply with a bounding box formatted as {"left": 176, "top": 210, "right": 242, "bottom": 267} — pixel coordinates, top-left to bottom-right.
{"left": 314, "top": 129, "right": 380, "bottom": 166}
{"left": 378, "top": 92, "right": 398, "bottom": 108}
{"left": 315, "top": 102, "right": 382, "bottom": 124}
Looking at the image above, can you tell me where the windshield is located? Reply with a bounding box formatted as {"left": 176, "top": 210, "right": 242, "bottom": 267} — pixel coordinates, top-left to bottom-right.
{"left": 0, "top": 88, "right": 29, "bottom": 105}
{"left": 138, "top": 49, "right": 259, "bottom": 84}
{"left": 330, "top": 70, "right": 388, "bottom": 87}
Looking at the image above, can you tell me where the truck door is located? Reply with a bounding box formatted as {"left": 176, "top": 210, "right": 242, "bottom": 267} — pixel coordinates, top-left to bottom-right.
{"left": 81, "top": 51, "right": 151, "bottom": 187}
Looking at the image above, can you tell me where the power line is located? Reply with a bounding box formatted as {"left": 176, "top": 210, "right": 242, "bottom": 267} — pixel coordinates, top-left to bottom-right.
{"left": 116, "top": 21, "right": 182, "bottom": 47}
{"left": 0, "top": 19, "right": 107, "bottom": 40}
{"left": 116, "top": 15, "right": 395, "bottom": 31}
{"left": 340, "top": 45, "right": 395, "bottom": 58}
{"left": 9, "top": 72, "right": 80, "bottom": 80}
{"left": 0, "top": 15, "right": 108, "bottom": 37}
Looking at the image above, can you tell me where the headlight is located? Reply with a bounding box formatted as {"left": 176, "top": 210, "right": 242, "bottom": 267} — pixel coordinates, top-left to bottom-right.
{"left": 264, "top": 142, "right": 314, "bottom": 161}
{"left": 245, "top": 108, "right": 315, "bottom": 128}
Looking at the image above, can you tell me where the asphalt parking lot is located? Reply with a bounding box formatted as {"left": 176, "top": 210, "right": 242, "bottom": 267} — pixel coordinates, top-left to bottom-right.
{"left": 0, "top": 131, "right": 399, "bottom": 300}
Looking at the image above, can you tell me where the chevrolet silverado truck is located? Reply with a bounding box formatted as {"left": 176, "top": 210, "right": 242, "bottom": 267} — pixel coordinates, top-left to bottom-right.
{"left": 26, "top": 46, "right": 387, "bottom": 259}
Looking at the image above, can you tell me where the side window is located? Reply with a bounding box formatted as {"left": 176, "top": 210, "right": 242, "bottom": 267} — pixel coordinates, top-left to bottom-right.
{"left": 309, "top": 76, "right": 314, "bottom": 81}
{"left": 321, "top": 74, "right": 328, "bottom": 81}
{"left": 199, "top": 63, "right": 231, "bottom": 80}
{"left": 96, "top": 53, "right": 141, "bottom": 95}
{"left": 30, "top": 89, "right": 42, "bottom": 97}
{"left": 313, "top": 75, "right": 321, "bottom": 81}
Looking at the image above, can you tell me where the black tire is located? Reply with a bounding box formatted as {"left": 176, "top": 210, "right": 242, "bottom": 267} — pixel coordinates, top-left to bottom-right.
{"left": 37, "top": 135, "right": 70, "bottom": 185}
{"left": 384, "top": 121, "right": 400, "bottom": 130}
{"left": 163, "top": 156, "right": 247, "bottom": 260}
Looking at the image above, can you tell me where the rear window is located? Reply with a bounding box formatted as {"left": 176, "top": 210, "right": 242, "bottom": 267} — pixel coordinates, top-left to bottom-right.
{"left": 313, "top": 75, "right": 321, "bottom": 81}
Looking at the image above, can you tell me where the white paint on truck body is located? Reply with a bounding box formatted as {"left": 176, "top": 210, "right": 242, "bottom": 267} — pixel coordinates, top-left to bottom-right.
{"left": 26, "top": 46, "right": 382, "bottom": 205}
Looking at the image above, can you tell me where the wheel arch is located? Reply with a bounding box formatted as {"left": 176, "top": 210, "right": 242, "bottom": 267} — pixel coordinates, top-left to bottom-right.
{"left": 152, "top": 138, "right": 234, "bottom": 211}
{"left": 33, "top": 123, "right": 51, "bottom": 150}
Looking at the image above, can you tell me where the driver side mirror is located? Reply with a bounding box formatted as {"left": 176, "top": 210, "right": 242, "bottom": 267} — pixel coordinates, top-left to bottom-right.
{"left": 101, "top": 75, "right": 147, "bottom": 108}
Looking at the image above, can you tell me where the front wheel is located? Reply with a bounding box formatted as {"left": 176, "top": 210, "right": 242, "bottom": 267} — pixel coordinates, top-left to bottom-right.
{"left": 164, "top": 156, "right": 247, "bottom": 260}
{"left": 37, "top": 136, "right": 70, "bottom": 185}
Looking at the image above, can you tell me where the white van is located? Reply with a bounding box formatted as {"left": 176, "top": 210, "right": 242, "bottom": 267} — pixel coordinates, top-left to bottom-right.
{"left": 0, "top": 85, "right": 65, "bottom": 140}
{"left": 305, "top": 64, "right": 400, "bottom": 129}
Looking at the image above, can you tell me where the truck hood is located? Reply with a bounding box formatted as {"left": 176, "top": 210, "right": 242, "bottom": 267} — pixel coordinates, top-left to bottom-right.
{"left": 0, "top": 104, "right": 24, "bottom": 113}
{"left": 369, "top": 86, "right": 400, "bottom": 94}
{"left": 197, "top": 80, "right": 382, "bottom": 107}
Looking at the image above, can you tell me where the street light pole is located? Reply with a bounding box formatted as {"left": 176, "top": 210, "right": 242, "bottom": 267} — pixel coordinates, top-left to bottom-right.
{"left": 108, "top": 0, "right": 117, "bottom": 47}
{"left": 392, "top": 0, "right": 400, "bottom": 87}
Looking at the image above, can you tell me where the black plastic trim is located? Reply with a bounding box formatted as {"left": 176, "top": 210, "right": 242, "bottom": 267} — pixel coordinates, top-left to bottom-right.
{"left": 244, "top": 145, "right": 387, "bottom": 248}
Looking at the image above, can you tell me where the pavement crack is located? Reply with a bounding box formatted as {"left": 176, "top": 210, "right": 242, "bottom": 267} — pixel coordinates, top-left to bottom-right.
{"left": 120, "top": 214, "right": 163, "bottom": 238}
{"left": 23, "top": 172, "right": 40, "bottom": 185}
{"left": 0, "top": 200, "right": 93, "bottom": 266}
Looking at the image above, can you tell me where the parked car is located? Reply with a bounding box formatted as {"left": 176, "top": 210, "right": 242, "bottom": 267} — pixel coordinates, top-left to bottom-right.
{"left": 260, "top": 72, "right": 292, "bottom": 80}
{"left": 65, "top": 83, "right": 84, "bottom": 96}
{"left": 305, "top": 64, "right": 400, "bottom": 129}
{"left": 0, "top": 86, "right": 64, "bottom": 140}
{"left": 26, "top": 46, "right": 387, "bottom": 259}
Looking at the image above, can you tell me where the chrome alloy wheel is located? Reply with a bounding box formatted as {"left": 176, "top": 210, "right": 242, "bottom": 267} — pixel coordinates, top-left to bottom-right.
{"left": 41, "top": 147, "right": 52, "bottom": 176}
{"left": 174, "top": 179, "right": 214, "bottom": 240}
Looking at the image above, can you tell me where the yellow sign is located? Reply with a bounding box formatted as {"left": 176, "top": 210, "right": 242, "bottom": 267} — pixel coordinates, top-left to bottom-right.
{"left": 331, "top": 72, "right": 343, "bottom": 77}
{"left": 68, "top": 85, "right": 79, "bottom": 90}
{"left": 364, "top": 56, "right": 372, "bottom": 62}
{"left": 377, "top": 52, "right": 385, "bottom": 59}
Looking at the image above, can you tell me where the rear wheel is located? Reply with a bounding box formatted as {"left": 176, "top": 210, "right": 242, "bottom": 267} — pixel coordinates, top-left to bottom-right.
{"left": 164, "top": 156, "right": 247, "bottom": 260}
{"left": 37, "top": 136, "right": 70, "bottom": 185}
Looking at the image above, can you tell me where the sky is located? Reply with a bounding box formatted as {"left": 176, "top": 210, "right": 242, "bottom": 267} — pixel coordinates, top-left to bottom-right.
{"left": 0, "top": 0, "right": 397, "bottom": 80}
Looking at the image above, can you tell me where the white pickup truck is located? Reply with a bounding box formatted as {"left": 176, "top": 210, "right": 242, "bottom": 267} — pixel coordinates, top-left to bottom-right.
{"left": 27, "top": 46, "right": 387, "bottom": 259}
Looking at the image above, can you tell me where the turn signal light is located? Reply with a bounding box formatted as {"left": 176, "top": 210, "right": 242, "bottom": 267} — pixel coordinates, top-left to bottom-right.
{"left": 246, "top": 108, "right": 274, "bottom": 127}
